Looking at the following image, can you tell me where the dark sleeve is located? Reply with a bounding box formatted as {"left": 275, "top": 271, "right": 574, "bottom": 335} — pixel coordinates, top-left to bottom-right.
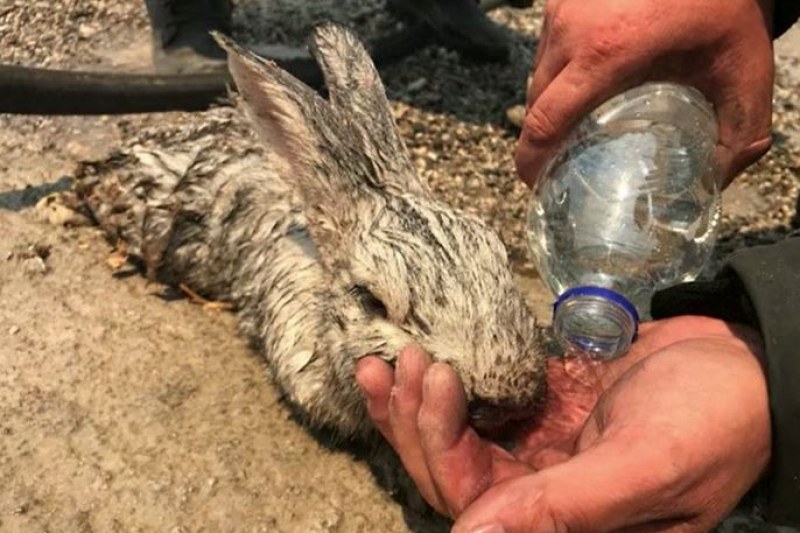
{"left": 774, "top": 0, "right": 800, "bottom": 39}
{"left": 650, "top": 234, "right": 800, "bottom": 528}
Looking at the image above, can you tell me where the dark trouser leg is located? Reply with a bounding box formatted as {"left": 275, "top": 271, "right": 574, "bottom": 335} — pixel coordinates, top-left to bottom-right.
{"left": 144, "top": 0, "right": 233, "bottom": 73}
{"left": 387, "top": 0, "right": 513, "bottom": 62}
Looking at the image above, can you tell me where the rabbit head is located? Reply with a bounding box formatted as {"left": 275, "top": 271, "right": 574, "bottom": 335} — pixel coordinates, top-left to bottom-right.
{"left": 214, "top": 24, "right": 547, "bottom": 431}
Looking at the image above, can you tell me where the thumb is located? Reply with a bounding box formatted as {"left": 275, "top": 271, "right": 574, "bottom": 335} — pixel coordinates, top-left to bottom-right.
{"left": 515, "top": 61, "right": 641, "bottom": 188}
{"left": 452, "top": 436, "right": 687, "bottom": 533}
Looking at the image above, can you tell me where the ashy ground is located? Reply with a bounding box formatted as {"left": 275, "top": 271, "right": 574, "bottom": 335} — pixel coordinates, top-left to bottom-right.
{"left": 1, "top": 2, "right": 799, "bottom": 532}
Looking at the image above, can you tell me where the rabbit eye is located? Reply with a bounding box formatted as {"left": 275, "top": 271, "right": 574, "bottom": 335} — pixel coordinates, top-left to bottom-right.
{"left": 350, "top": 285, "right": 388, "bottom": 319}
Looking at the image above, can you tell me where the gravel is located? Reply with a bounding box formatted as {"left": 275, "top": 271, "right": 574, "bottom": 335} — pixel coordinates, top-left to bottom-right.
{"left": 0, "top": 0, "right": 147, "bottom": 68}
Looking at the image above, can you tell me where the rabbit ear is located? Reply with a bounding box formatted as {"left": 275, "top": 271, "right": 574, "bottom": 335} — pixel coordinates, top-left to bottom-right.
{"left": 213, "top": 32, "right": 361, "bottom": 264}
{"left": 307, "top": 23, "right": 428, "bottom": 196}
{"left": 213, "top": 32, "right": 327, "bottom": 186}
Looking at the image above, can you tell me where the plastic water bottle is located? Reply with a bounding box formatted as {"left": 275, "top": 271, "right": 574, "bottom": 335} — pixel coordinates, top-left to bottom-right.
{"left": 525, "top": 82, "right": 721, "bottom": 360}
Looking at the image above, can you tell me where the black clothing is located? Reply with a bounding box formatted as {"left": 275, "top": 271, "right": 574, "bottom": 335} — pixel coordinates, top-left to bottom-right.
{"left": 774, "top": 0, "right": 800, "bottom": 39}
{"left": 143, "top": 0, "right": 232, "bottom": 73}
{"left": 651, "top": 5, "right": 800, "bottom": 525}
{"left": 652, "top": 234, "right": 800, "bottom": 526}
{"left": 386, "top": 0, "right": 512, "bottom": 62}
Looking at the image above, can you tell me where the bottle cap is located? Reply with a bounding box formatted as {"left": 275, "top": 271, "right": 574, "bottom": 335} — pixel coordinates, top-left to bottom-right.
{"left": 552, "top": 286, "right": 640, "bottom": 359}
{"left": 554, "top": 286, "right": 640, "bottom": 324}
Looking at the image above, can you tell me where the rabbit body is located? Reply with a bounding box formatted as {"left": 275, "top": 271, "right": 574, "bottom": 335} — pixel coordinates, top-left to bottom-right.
{"left": 75, "top": 23, "right": 547, "bottom": 442}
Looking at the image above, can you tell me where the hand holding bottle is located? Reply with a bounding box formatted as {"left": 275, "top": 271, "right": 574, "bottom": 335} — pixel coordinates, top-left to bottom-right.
{"left": 526, "top": 83, "right": 723, "bottom": 359}
{"left": 515, "top": 0, "right": 775, "bottom": 190}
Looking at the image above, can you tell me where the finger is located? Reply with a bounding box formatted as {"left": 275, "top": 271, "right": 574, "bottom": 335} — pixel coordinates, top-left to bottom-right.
{"left": 417, "top": 363, "right": 499, "bottom": 517}
{"left": 515, "top": 60, "right": 641, "bottom": 187}
{"left": 355, "top": 355, "right": 397, "bottom": 445}
{"left": 704, "top": 29, "right": 774, "bottom": 187}
{"left": 452, "top": 437, "right": 692, "bottom": 533}
{"left": 711, "top": 84, "right": 773, "bottom": 188}
{"left": 515, "top": 34, "right": 568, "bottom": 189}
{"left": 525, "top": 14, "right": 567, "bottom": 111}
{"left": 387, "top": 346, "right": 447, "bottom": 512}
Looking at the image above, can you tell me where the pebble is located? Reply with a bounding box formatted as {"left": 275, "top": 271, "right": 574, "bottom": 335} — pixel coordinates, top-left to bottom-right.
{"left": 406, "top": 77, "right": 428, "bottom": 93}
{"left": 77, "top": 23, "right": 96, "bottom": 40}
{"left": 35, "top": 195, "right": 92, "bottom": 227}
{"left": 22, "top": 256, "right": 49, "bottom": 277}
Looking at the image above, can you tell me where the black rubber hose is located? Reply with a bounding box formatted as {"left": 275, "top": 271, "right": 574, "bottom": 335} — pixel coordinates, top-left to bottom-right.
{"left": 0, "top": 66, "right": 234, "bottom": 115}
{"left": 0, "top": 0, "right": 508, "bottom": 115}
{"left": 0, "top": 24, "right": 434, "bottom": 115}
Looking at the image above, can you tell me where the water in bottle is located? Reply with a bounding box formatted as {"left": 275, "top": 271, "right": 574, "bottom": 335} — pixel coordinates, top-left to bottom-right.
{"left": 526, "top": 82, "right": 721, "bottom": 359}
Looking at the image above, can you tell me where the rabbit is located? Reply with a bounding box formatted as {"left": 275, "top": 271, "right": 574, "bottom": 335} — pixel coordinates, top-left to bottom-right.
{"left": 69, "top": 21, "right": 548, "bottom": 445}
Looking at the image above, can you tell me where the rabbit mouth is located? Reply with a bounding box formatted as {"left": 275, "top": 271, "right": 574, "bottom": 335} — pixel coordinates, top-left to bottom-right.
{"left": 467, "top": 398, "right": 538, "bottom": 434}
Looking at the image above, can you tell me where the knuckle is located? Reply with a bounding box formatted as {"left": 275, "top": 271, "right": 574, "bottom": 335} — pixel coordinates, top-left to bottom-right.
{"left": 583, "top": 28, "right": 628, "bottom": 63}
{"left": 522, "top": 104, "right": 561, "bottom": 143}
{"left": 545, "top": 3, "right": 569, "bottom": 40}
{"left": 573, "top": 10, "right": 639, "bottom": 67}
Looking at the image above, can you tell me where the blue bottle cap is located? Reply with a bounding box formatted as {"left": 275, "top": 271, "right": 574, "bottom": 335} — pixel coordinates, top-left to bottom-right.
{"left": 553, "top": 285, "right": 640, "bottom": 338}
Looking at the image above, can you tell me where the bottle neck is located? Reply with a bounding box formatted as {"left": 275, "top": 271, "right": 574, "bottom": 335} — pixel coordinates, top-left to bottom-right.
{"left": 552, "top": 286, "right": 639, "bottom": 359}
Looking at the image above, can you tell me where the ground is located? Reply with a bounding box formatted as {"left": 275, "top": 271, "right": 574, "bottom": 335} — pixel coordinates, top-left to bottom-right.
{"left": 1, "top": 2, "right": 799, "bottom": 532}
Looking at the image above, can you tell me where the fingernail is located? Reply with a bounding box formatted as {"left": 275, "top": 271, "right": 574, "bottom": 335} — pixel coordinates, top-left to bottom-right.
{"left": 468, "top": 525, "right": 506, "bottom": 533}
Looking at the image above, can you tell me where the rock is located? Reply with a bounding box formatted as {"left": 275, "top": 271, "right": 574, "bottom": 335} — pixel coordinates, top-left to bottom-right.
{"left": 77, "top": 23, "right": 96, "bottom": 40}
{"left": 505, "top": 104, "right": 525, "bottom": 129}
{"left": 406, "top": 77, "right": 427, "bottom": 93}
{"left": 34, "top": 195, "right": 92, "bottom": 227}
{"left": 22, "top": 256, "right": 48, "bottom": 277}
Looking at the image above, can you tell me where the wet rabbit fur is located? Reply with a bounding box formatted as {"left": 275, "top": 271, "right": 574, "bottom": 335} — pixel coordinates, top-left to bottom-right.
{"left": 74, "top": 22, "right": 548, "bottom": 443}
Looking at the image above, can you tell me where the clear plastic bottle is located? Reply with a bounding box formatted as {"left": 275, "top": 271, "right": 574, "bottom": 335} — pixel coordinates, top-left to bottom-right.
{"left": 526, "top": 82, "right": 721, "bottom": 359}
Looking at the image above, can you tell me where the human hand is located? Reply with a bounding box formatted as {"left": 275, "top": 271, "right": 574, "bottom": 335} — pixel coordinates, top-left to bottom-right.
{"left": 355, "top": 316, "right": 771, "bottom": 532}
{"left": 515, "top": 0, "right": 775, "bottom": 190}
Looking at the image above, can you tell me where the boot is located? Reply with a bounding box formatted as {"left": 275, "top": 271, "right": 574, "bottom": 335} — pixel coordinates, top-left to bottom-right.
{"left": 387, "top": 0, "right": 511, "bottom": 62}
{"left": 144, "top": 0, "right": 233, "bottom": 74}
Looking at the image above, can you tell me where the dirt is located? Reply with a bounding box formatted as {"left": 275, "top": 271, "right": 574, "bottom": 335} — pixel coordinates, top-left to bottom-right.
{"left": 0, "top": 127, "right": 414, "bottom": 532}
{"left": 0, "top": 117, "right": 552, "bottom": 533}
{"left": 0, "top": 4, "right": 799, "bottom": 533}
